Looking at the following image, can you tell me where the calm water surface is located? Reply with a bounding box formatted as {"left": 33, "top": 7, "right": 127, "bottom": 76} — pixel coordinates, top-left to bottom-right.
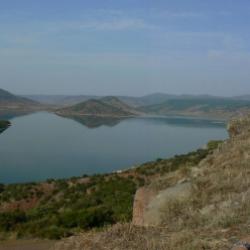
{"left": 0, "top": 112, "right": 228, "bottom": 183}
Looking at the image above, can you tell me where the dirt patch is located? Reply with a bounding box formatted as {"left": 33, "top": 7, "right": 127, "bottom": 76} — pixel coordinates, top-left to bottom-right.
{"left": 0, "top": 240, "right": 55, "bottom": 250}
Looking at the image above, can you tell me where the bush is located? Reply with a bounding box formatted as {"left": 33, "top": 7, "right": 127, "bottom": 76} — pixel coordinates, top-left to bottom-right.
{"left": 0, "top": 211, "right": 27, "bottom": 231}
{"left": 78, "top": 206, "right": 114, "bottom": 229}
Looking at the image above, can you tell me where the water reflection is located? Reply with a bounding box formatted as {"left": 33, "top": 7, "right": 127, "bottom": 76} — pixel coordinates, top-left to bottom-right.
{"left": 60, "top": 115, "right": 226, "bottom": 129}
{"left": 0, "top": 111, "right": 32, "bottom": 121}
{"left": 58, "top": 115, "right": 125, "bottom": 128}
{"left": 0, "top": 111, "right": 226, "bottom": 130}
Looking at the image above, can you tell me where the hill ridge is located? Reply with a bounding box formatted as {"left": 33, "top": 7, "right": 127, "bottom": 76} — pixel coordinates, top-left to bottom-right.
{"left": 0, "top": 88, "right": 40, "bottom": 112}
{"left": 56, "top": 96, "right": 139, "bottom": 117}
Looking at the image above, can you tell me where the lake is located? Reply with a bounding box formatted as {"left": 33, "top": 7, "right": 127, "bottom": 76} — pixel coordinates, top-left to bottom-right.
{"left": 0, "top": 112, "right": 228, "bottom": 183}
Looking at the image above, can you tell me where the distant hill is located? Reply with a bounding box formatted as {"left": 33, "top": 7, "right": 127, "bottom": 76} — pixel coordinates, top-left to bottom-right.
{"left": 24, "top": 94, "right": 98, "bottom": 106}
{"left": 139, "top": 97, "right": 250, "bottom": 119}
{"left": 0, "top": 88, "right": 40, "bottom": 112}
{"left": 117, "top": 93, "right": 177, "bottom": 107}
{"left": 56, "top": 96, "right": 138, "bottom": 117}
{"left": 232, "top": 95, "right": 250, "bottom": 101}
{"left": 24, "top": 92, "right": 250, "bottom": 119}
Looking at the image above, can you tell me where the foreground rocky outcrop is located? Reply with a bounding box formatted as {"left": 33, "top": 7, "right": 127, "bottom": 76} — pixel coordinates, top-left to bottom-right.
{"left": 51, "top": 115, "right": 250, "bottom": 250}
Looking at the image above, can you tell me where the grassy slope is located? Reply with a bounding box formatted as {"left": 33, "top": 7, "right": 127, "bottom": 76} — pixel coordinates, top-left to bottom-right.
{"left": 53, "top": 116, "right": 250, "bottom": 250}
{"left": 0, "top": 142, "right": 218, "bottom": 240}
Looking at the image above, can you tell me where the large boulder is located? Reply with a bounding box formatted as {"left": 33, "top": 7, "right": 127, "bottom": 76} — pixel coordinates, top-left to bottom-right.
{"left": 132, "top": 187, "right": 156, "bottom": 226}
{"left": 132, "top": 182, "right": 192, "bottom": 227}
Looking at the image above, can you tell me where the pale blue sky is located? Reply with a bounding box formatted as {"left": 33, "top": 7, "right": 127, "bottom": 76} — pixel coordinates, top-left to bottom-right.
{"left": 0, "top": 0, "right": 250, "bottom": 96}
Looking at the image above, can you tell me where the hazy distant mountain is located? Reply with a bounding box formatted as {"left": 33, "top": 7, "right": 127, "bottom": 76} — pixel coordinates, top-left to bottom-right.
{"left": 139, "top": 97, "right": 250, "bottom": 119}
{"left": 24, "top": 95, "right": 99, "bottom": 106}
{"left": 25, "top": 93, "right": 235, "bottom": 108}
{"left": 25, "top": 93, "right": 176, "bottom": 107}
{"left": 24, "top": 92, "right": 250, "bottom": 119}
{"left": 115, "top": 93, "right": 176, "bottom": 107}
{"left": 0, "top": 88, "right": 40, "bottom": 112}
{"left": 232, "top": 95, "right": 250, "bottom": 101}
{"left": 56, "top": 96, "right": 138, "bottom": 117}
{"left": 0, "top": 88, "right": 35, "bottom": 104}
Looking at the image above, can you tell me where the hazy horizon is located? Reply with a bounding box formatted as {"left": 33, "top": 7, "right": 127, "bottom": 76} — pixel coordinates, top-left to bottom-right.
{"left": 20, "top": 91, "right": 250, "bottom": 98}
{"left": 1, "top": 0, "right": 250, "bottom": 96}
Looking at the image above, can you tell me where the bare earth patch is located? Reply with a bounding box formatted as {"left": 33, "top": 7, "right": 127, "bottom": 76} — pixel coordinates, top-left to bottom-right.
{"left": 0, "top": 240, "right": 55, "bottom": 250}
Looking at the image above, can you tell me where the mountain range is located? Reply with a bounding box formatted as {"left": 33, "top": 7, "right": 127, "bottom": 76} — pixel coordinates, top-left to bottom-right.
{"left": 2, "top": 88, "right": 250, "bottom": 119}
{"left": 25, "top": 93, "right": 172, "bottom": 107}
{"left": 25, "top": 93, "right": 250, "bottom": 108}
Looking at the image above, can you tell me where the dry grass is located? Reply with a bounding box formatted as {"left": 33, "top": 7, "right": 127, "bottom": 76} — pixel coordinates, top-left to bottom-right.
{"left": 53, "top": 223, "right": 231, "bottom": 250}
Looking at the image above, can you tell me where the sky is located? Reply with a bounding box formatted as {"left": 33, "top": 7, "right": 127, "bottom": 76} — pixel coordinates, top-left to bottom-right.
{"left": 0, "top": 0, "right": 250, "bottom": 96}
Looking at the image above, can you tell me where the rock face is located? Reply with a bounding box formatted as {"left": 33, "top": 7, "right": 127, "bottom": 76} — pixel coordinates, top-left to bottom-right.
{"left": 145, "top": 182, "right": 192, "bottom": 226}
{"left": 132, "top": 182, "right": 192, "bottom": 227}
{"left": 232, "top": 240, "right": 250, "bottom": 250}
{"left": 132, "top": 187, "right": 156, "bottom": 226}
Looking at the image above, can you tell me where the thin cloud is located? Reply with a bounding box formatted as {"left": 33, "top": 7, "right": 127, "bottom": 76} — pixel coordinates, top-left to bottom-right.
{"left": 69, "top": 18, "right": 156, "bottom": 31}
{"left": 165, "top": 11, "right": 204, "bottom": 18}
{"left": 150, "top": 9, "right": 232, "bottom": 19}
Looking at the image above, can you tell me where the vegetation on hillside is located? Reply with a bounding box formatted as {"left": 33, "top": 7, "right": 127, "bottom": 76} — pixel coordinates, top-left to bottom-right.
{"left": 0, "top": 140, "right": 220, "bottom": 240}
{"left": 0, "top": 175, "right": 137, "bottom": 239}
